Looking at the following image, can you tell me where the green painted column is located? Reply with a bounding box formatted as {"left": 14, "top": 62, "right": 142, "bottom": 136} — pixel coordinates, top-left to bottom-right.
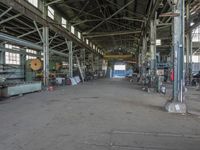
{"left": 150, "top": 19, "right": 157, "bottom": 78}
{"left": 42, "top": 1, "right": 49, "bottom": 86}
{"left": 67, "top": 41, "right": 73, "bottom": 77}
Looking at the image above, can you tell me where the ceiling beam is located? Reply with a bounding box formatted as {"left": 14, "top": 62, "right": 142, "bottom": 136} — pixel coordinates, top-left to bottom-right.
{"left": 45, "top": 0, "right": 63, "bottom": 6}
{"left": 0, "top": 7, "right": 12, "bottom": 18}
{"left": 66, "top": 4, "right": 137, "bottom": 31}
{"left": 83, "top": 31, "right": 141, "bottom": 38}
{"left": 85, "top": 0, "right": 135, "bottom": 34}
{"left": 0, "top": 13, "right": 22, "bottom": 25}
{"left": 50, "top": 41, "right": 66, "bottom": 49}
{"left": 122, "top": 17, "right": 145, "bottom": 23}
{"left": 17, "top": 27, "right": 43, "bottom": 38}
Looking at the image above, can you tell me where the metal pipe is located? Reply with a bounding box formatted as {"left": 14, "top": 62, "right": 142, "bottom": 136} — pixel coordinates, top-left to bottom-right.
{"left": 0, "top": 32, "right": 42, "bottom": 50}
{"left": 0, "top": 32, "right": 68, "bottom": 57}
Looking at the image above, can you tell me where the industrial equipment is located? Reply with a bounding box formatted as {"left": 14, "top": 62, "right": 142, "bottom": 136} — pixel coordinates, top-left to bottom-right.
{"left": 26, "top": 58, "right": 42, "bottom": 81}
{"left": 0, "top": 82, "right": 42, "bottom": 97}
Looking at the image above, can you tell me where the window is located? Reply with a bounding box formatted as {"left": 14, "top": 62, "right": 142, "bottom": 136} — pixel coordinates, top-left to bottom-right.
{"left": 71, "top": 26, "right": 75, "bottom": 34}
{"left": 156, "top": 39, "right": 161, "bottom": 46}
{"left": 86, "top": 39, "right": 89, "bottom": 45}
{"left": 192, "top": 55, "right": 200, "bottom": 63}
{"left": 114, "top": 65, "right": 126, "bottom": 70}
{"left": 5, "top": 52, "right": 20, "bottom": 65}
{"left": 41, "top": 52, "right": 44, "bottom": 61}
{"left": 192, "top": 25, "right": 200, "bottom": 42}
{"left": 61, "top": 17, "right": 67, "bottom": 28}
{"left": 5, "top": 44, "right": 20, "bottom": 50}
{"left": 5, "top": 44, "right": 20, "bottom": 65}
{"left": 48, "top": 6, "right": 54, "bottom": 20}
{"left": 27, "top": 0, "right": 38, "bottom": 7}
{"left": 26, "top": 49, "right": 37, "bottom": 60}
{"left": 78, "top": 31, "right": 81, "bottom": 39}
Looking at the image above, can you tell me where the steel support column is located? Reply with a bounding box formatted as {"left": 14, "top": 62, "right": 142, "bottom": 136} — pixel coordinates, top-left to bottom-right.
{"left": 186, "top": 1, "right": 192, "bottom": 85}
{"left": 150, "top": 19, "right": 157, "bottom": 79}
{"left": 165, "top": 0, "right": 186, "bottom": 113}
{"left": 0, "top": 43, "right": 5, "bottom": 65}
{"left": 67, "top": 41, "right": 73, "bottom": 77}
{"left": 80, "top": 49, "right": 86, "bottom": 77}
{"left": 172, "top": 0, "right": 185, "bottom": 101}
{"left": 43, "top": 27, "right": 49, "bottom": 86}
{"left": 95, "top": 55, "right": 100, "bottom": 71}
{"left": 20, "top": 51, "right": 26, "bottom": 80}
{"left": 141, "top": 34, "right": 147, "bottom": 77}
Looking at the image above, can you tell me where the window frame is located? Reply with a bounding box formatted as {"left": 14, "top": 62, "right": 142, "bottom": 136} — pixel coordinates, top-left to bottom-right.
{"left": 61, "top": 17, "right": 67, "bottom": 28}
{"left": 27, "top": 0, "right": 38, "bottom": 8}
{"left": 26, "top": 49, "right": 37, "bottom": 60}
{"left": 48, "top": 6, "right": 55, "bottom": 20}
{"left": 71, "top": 26, "right": 75, "bottom": 34}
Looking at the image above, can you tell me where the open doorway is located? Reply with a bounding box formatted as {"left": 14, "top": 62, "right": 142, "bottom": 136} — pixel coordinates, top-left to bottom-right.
{"left": 113, "top": 63, "right": 126, "bottom": 78}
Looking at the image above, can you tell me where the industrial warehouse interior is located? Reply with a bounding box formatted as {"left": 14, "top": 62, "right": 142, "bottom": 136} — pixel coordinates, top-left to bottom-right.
{"left": 0, "top": 0, "right": 200, "bottom": 149}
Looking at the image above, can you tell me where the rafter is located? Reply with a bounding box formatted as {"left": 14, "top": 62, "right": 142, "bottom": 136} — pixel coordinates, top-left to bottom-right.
{"left": 83, "top": 31, "right": 141, "bottom": 38}
{"left": 86, "top": 0, "right": 135, "bottom": 34}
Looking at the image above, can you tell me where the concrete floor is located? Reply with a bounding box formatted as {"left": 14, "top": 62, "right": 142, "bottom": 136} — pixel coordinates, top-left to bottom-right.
{"left": 0, "top": 79, "right": 200, "bottom": 150}
{"left": 163, "top": 83, "right": 200, "bottom": 116}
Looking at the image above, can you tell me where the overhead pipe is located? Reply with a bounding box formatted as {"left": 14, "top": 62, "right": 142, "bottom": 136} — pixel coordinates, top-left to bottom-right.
{"left": 0, "top": 32, "right": 68, "bottom": 57}
{"left": 0, "top": 32, "right": 42, "bottom": 50}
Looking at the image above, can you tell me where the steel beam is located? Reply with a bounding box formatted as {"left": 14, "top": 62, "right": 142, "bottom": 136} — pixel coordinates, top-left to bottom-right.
{"left": 49, "top": 33, "right": 58, "bottom": 45}
{"left": 45, "top": 0, "right": 63, "bottom": 6}
{"left": 60, "top": 48, "right": 68, "bottom": 52}
{"left": 36, "top": 35, "right": 60, "bottom": 44}
{"left": 0, "top": 0, "right": 99, "bottom": 55}
{"left": 122, "top": 17, "right": 145, "bottom": 23}
{"left": 17, "top": 27, "right": 43, "bottom": 38}
{"left": 83, "top": 31, "right": 141, "bottom": 38}
{"left": 51, "top": 49, "right": 68, "bottom": 57}
{"left": 66, "top": 4, "right": 136, "bottom": 31}
{"left": 33, "top": 21, "right": 44, "bottom": 42}
{"left": 0, "top": 13, "right": 22, "bottom": 25}
{"left": 0, "top": 7, "right": 12, "bottom": 18}
{"left": 86, "top": 0, "right": 135, "bottom": 34}
{"left": 50, "top": 41, "right": 66, "bottom": 49}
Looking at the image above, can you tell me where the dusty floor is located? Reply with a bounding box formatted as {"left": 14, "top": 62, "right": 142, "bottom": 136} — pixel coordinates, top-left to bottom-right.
{"left": 0, "top": 79, "right": 200, "bottom": 150}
